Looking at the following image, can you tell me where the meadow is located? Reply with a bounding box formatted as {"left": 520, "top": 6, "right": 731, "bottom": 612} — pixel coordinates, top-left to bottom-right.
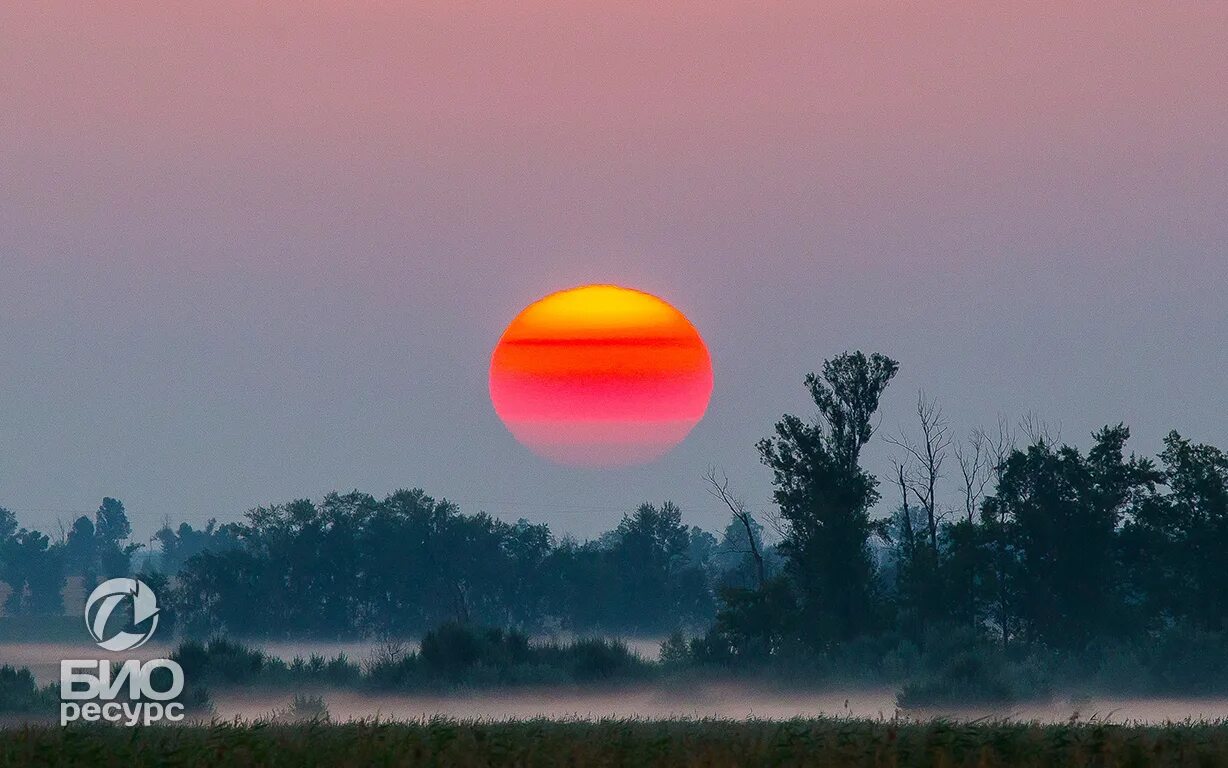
{"left": 4, "top": 718, "right": 1228, "bottom": 767}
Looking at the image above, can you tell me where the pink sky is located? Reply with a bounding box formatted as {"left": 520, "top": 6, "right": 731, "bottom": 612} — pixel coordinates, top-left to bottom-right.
{"left": 1, "top": 3, "right": 1225, "bottom": 536}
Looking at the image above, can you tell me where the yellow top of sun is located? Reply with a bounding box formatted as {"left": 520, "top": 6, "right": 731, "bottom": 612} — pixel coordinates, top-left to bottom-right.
{"left": 505, "top": 284, "right": 689, "bottom": 340}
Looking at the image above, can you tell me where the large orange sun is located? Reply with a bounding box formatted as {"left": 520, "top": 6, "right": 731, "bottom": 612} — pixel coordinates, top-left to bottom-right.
{"left": 489, "top": 285, "right": 714, "bottom": 467}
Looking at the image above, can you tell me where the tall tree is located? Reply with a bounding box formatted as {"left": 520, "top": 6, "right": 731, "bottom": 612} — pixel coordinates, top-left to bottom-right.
{"left": 95, "top": 497, "right": 132, "bottom": 544}
{"left": 757, "top": 351, "right": 899, "bottom": 643}
{"left": 887, "top": 393, "right": 953, "bottom": 631}
{"left": 63, "top": 498, "right": 138, "bottom": 583}
{"left": 1122, "top": 432, "right": 1228, "bottom": 631}
{"left": 984, "top": 425, "right": 1158, "bottom": 648}
{"left": 1, "top": 507, "right": 64, "bottom": 614}
{"left": 1, "top": 526, "right": 63, "bottom": 615}
{"left": 607, "top": 502, "right": 711, "bottom": 630}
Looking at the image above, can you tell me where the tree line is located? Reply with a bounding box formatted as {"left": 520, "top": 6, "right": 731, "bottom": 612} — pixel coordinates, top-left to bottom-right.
{"left": 0, "top": 494, "right": 770, "bottom": 636}
{"left": 700, "top": 352, "right": 1228, "bottom": 665}
{"left": 2, "top": 350, "right": 1225, "bottom": 661}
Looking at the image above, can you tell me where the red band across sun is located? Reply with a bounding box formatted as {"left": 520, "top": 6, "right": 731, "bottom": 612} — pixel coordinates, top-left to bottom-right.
{"left": 489, "top": 285, "right": 714, "bottom": 466}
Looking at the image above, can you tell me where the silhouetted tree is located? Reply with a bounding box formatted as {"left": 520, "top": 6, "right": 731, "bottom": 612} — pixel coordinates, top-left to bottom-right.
{"left": 6, "top": 398, "right": 1227, "bottom": 665}
{"left": 1121, "top": 432, "right": 1228, "bottom": 631}
{"left": 887, "top": 393, "right": 953, "bottom": 634}
{"left": 757, "top": 351, "right": 899, "bottom": 643}
{"left": 152, "top": 519, "right": 241, "bottom": 574}
{"left": 59, "top": 498, "right": 138, "bottom": 587}
{"left": 167, "top": 491, "right": 717, "bottom": 637}
{"left": 983, "top": 425, "right": 1159, "bottom": 648}
{"left": 606, "top": 502, "right": 713, "bottom": 631}
{"left": 0, "top": 524, "right": 63, "bottom": 615}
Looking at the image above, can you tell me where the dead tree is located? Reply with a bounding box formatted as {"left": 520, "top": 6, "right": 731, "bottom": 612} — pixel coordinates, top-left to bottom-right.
{"left": 954, "top": 430, "right": 991, "bottom": 523}
{"left": 893, "top": 460, "right": 916, "bottom": 559}
{"left": 1020, "top": 411, "right": 1059, "bottom": 446}
{"left": 703, "top": 467, "right": 766, "bottom": 590}
{"left": 974, "top": 415, "right": 1016, "bottom": 648}
{"left": 887, "top": 391, "right": 952, "bottom": 552}
{"left": 975, "top": 414, "right": 1017, "bottom": 485}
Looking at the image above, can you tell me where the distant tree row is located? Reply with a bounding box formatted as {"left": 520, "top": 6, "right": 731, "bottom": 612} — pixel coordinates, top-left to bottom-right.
{"left": 0, "top": 498, "right": 135, "bottom": 615}
{"left": 0, "top": 494, "right": 774, "bottom": 636}
{"left": 163, "top": 493, "right": 735, "bottom": 636}
{"left": 2, "top": 350, "right": 1225, "bottom": 657}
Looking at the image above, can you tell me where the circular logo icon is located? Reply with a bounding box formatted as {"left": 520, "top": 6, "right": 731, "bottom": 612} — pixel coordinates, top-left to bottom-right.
{"left": 84, "top": 578, "right": 160, "bottom": 652}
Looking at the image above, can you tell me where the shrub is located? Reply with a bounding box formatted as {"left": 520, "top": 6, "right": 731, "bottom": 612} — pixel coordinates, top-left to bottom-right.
{"left": 172, "top": 637, "right": 266, "bottom": 685}
{"left": 360, "top": 624, "right": 652, "bottom": 690}
{"left": 897, "top": 656, "right": 1015, "bottom": 709}
{"left": 659, "top": 631, "right": 691, "bottom": 668}
{"left": 567, "top": 638, "right": 643, "bottom": 682}
{"left": 169, "top": 638, "right": 361, "bottom": 689}
{"left": 895, "top": 627, "right": 1052, "bottom": 709}
{"left": 1094, "top": 626, "right": 1228, "bottom": 696}
{"left": 269, "top": 694, "right": 330, "bottom": 724}
{"left": 177, "top": 684, "right": 215, "bottom": 718}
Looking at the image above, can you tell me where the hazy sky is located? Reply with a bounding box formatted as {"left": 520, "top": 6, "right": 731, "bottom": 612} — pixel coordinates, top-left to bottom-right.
{"left": 2, "top": 3, "right": 1225, "bottom": 541}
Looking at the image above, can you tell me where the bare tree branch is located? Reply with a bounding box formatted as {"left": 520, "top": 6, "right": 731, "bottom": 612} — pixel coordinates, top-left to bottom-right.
{"left": 886, "top": 391, "right": 952, "bottom": 551}
{"left": 703, "top": 467, "right": 766, "bottom": 590}
{"left": 954, "top": 429, "right": 992, "bottom": 523}
{"left": 1020, "top": 411, "right": 1061, "bottom": 446}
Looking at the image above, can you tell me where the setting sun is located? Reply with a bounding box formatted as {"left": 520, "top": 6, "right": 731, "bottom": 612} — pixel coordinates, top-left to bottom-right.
{"left": 489, "top": 285, "right": 714, "bottom": 466}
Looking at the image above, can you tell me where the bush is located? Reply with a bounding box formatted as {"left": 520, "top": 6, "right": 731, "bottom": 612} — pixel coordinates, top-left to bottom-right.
{"left": 269, "top": 694, "right": 329, "bottom": 724}
{"left": 659, "top": 631, "right": 691, "bottom": 669}
{"left": 159, "top": 624, "right": 1228, "bottom": 705}
{"left": 1094, "top": 626, "right": 1228, "bottom": 696}
{"left": 285, "top": 654, "right": 361, "bottom": 687}
{"left": 897, "top": 657, "right": 1015, "bottom": 709}
{"left": 416, "top": 624, "right": 541, "bottom": 684}
{"left": 566, "top": 638, "right": 643, "bottom": 682}
{"left": 172, "top": 637, "right": 267, "bottom": 685}
{"left": 895, "top": 627, "right": 1052, "bottom": 709}
{"left": 177, "top": 684, "right": 215, "bottom": 718}
{"left": 169, "top": 638, "right": 360, "bottom": 689}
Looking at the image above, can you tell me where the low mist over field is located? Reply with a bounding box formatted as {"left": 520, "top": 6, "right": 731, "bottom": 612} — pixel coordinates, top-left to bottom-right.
{"left": 9, "top": 639, "right": 1228, "bottom": 727}
{"left": 205, "top": 688, "right": 1228, "bottom": 727}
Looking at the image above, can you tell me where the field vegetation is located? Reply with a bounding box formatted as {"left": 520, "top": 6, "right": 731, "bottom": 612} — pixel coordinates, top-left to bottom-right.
{"left": 5, "top": 718, "right": 1228, "bottom": 767}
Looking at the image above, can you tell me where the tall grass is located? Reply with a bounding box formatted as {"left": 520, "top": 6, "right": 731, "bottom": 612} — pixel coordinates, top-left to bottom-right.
{"left": 4, "top": 718, "right": 1228, "bottom": 767}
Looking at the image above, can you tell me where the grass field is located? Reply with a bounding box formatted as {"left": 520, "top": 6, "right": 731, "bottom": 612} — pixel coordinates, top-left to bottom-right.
{"left": 3, "top": 719, "right": 1228, "bottom": 767}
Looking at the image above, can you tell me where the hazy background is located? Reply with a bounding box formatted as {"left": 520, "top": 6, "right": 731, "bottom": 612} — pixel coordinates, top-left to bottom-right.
{"left": 2, "top": 3, "right": 1225, "bottom": 540}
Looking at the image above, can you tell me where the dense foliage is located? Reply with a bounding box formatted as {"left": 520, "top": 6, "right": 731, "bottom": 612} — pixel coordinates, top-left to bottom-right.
{"left": 163, "top": 494, "right": 722, "bottom": 636}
